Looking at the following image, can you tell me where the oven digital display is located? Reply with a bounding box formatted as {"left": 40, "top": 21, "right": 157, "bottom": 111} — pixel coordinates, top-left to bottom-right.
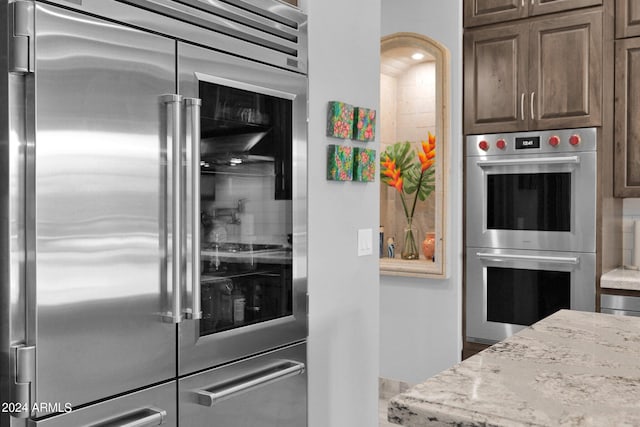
{"left": 515, "top": 136, "right": 540, "bottom": 149}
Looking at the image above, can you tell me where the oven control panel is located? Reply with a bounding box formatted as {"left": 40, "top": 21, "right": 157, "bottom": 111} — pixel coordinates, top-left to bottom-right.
{"left": 467, "top": 128, "right": 596, "bottom": 156}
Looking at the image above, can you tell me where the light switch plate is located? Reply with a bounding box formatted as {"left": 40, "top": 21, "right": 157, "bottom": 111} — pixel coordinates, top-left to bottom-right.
{"left": 358, "top": 228, "right": 373, "bottom": 256}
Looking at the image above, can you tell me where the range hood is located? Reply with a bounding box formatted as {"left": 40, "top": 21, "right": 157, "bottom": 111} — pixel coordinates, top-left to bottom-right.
{"left": 201, "top": 130, "right": 270, "bottom": 155}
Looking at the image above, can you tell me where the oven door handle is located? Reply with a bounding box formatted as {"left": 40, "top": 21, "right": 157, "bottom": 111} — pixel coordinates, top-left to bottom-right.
{"left": 476, "top": 156, "right": 580, "bottom": 168}
{"left": 476, "top": 252, "right": 580, "bottom": 265}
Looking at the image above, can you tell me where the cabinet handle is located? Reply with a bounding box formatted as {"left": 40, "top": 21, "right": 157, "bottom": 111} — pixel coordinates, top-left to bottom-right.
{"left": 530, "top": 91, "right": 535, "bottom": 121}
{"left": 520, "top": 93, "right": 525, "bottom": 121}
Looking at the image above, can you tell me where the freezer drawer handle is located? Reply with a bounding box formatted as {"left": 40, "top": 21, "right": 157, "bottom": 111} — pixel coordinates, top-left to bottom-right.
{"left": 476, "top": 252, "right": 580, "bottom": 265}
{"left": 91, "top": 407, "right": 167, "bottom": 427}
{"left": 195, "top": 361, "right": 305, "bottom": 407}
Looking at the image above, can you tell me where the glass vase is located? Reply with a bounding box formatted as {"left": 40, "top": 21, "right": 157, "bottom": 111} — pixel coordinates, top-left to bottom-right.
{"left": 401, "top": 225, "right": 419, "bottom": 260}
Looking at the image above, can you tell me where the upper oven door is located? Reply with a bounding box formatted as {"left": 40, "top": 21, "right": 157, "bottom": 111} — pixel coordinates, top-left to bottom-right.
{"left": 466, "top": 247, "right": 596, "bottom": 344}
{"left": 466, "top": 130, "right": 596, "bottom": 252}
{"left": 177, "top": 42, "right": 307, "bottom": 376}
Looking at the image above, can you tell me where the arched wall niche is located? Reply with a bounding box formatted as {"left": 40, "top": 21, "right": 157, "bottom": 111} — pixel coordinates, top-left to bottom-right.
{"left": 379, "top": 32, "right": 450, "bottom": 278}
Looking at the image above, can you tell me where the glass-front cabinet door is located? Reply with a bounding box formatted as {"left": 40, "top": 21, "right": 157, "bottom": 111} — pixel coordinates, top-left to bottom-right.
{"left": 178, "top": 42, "right": 307, "bottom": 376}
{"left": 199, "top": 79, "right": 293, "bottom": 335}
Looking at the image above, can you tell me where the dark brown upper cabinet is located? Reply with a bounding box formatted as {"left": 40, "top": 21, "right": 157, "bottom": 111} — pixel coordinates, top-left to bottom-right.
{"left": 464, "top": 0, "right": 602, "bottom": 28}
{"left": 616, "top": 0, "right": 640, "bottom": 38}
{"left": 464, "top": 23, "right": 528, "bottom": 134}
{"left": 464, "top": 9, "right": 602, "bottom": 134}
{"left": 614, "top": 37, "right": 640, "bottom": 196}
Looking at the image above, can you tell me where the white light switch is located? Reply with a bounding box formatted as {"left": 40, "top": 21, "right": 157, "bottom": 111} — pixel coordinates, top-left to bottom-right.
{"left": 358, "top": 228, "right": 373, "bottom": 256}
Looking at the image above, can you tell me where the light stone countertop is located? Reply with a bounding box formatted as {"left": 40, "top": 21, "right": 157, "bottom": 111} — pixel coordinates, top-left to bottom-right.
{"left": 601, "top": 267, "right": 640, "bottom": 291}
{"left": 388, "top": 310, "right": 640, "bottom": 427}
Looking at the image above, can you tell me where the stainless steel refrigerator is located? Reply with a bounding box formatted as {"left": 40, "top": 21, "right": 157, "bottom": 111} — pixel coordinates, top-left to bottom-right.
{"left": 0, "top": 0, "right": 308, "bottom": 425}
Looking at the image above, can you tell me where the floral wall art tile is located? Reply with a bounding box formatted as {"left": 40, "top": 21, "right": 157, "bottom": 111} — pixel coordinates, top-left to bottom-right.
{"left": 353, "top": 147, "right": 376, "bottom": 182}
{"left": 353, "top": 107, "right": 376, "bottom": 142}
{"left": 326, "top": 144, "right": 353, "bottom": 181}
{"left": 326, "top": 101, "right": 354, "bottom": 139}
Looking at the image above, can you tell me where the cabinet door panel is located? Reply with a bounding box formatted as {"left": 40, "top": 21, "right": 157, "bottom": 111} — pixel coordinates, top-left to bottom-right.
{"left": 530, "top": 0, "right": 602, "bottom": 16}
{"left": 529, "top": 9, "right": 602, "bottom": 129}
{"left": 464, "top": 0, "right": 527, "bottom": 27}
{"left": 615, "top": 38, "right": 640, "bottom": 196}
{"left": 616, "top": 0, "right": 640, "bottom": 38}
{"left": 464, "top": 23, "right": 528, "bottom": 134}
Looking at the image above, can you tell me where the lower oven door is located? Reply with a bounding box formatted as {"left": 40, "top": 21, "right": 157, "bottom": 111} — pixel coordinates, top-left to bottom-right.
{"left": 466, "top": 247, "right": 595, "bottom": 344}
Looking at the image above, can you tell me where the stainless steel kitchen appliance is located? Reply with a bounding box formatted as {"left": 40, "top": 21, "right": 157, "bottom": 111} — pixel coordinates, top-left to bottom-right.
{"left": 601, "top": 294, "right": 640, "bottom": 317}
{"left": 0, "top": 0, "right": 308, "bottom": 425}
{"left": 466, "top": 128, "right": 596, "bottom": 343}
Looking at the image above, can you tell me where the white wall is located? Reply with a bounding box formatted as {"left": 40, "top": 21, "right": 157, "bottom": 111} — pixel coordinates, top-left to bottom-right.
{"left": 300, "top": 0, "right": 382, "bottom": 426}
{"left": 379, "top": 0, "right": 463, "bottom": 385}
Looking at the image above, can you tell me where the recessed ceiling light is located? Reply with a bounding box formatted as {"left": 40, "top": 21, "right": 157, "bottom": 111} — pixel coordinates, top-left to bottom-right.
{"left": 411, "top": 52, "right": 424, "bottom": 60}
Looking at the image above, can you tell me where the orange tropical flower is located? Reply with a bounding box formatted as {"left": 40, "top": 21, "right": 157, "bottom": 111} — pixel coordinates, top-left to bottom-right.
{"left": 381, "top": 157, "right": 404, "bottom": 192}
{"left": 380, "top": 134, "right": 437, "bottom": 223}
{"left": 418, "top": 132, "right": 437, "bottom": 172}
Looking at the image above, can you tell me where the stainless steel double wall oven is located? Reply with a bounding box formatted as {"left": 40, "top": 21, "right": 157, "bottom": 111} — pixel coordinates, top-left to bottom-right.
{"left": 1, "top": 0, "right": 308, "bottom": 425}
{"left": 466, "top": 128, "right": 597, "bottom": 344}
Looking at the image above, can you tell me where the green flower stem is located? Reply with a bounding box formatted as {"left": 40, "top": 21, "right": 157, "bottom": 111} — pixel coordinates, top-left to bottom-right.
{"left": 399, "top": 192, "right": 411, "bottom": 224}
{"left": 408, "top": 169, "right": 426, "bottom": 220}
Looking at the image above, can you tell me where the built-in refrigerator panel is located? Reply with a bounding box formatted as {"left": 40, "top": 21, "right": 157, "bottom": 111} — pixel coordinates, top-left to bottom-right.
{"left": 177, "top": 42, "right": 307, "bottom": 376}
{"left": 1, "top": 0, "right": 308, "bottom": 424}
{"left": 32, "top": 3, "right": 177, "bottom": 412}
{"left": 179, "top": 342, "right": 306, "bottom": 427}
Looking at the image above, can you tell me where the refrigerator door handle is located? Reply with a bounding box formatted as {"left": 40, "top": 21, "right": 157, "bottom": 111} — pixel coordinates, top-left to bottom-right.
{"left": 194, "top": 361, "right": 306, "bottom": 407}
{"left": 184, "top": 97, "right": 202, "bottom": 320}
{"left": 160, "top": 94, "right": 183, "bottom": 323}
{"left": 88, "top": 407, "right": 167, "bottom": 427}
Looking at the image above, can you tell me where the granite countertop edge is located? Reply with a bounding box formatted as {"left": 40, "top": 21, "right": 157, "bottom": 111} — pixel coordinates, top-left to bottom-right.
{"left": 387, "top": 310, "right": 640, "bottom": 427}
{"left": 601, "top": 267, "right": 640, "bottom": 291}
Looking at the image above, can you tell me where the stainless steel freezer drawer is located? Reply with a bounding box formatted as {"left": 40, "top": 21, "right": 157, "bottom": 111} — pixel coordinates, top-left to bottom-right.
{"left": 28, "top": 381, "right": 176, "bottom": 427}
{"left": 179, "top": 342, "right": 307, "bottom": 427}
{"left": 601, "top": 294, "right": 640, "bottom": 317}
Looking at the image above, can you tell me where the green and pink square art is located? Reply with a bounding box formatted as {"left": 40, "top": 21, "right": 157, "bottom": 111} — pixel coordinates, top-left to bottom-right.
{"left": 353, "top": 147, "right": 376, "bottom": 182}
{"left": 326, "top": 101, "right": 354, "bottom": 139}
{"left": 353, "top": 107, "right": 376, "bottom": 142}
{"left": 327, "top": 145, "right": 353, "bottom": 181}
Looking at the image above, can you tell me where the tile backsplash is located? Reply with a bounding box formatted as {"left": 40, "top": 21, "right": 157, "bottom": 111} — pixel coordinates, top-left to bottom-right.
{"left": 622, "top": 199, "right": 640, "bottom": 266}
{"left": 202, "top": 163, "right": 291, "bottom": 246}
